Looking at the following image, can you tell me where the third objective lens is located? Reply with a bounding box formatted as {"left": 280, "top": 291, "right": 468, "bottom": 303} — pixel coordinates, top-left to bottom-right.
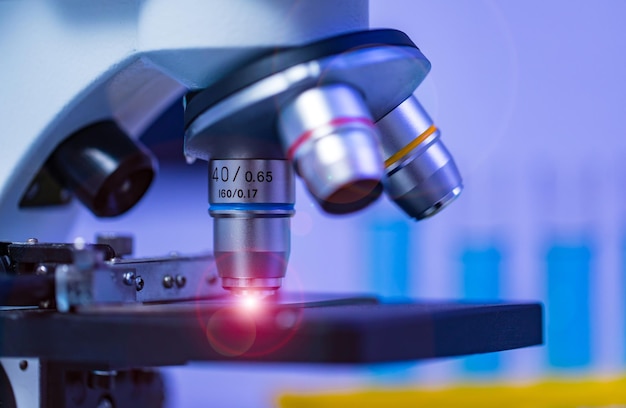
{"left": 377, "top": 96, "right": 462, "bottom": 220}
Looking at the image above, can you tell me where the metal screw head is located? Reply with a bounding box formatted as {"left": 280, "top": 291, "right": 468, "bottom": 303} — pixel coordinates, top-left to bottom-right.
{"left": 135, "top": 276, "right": 144, "bottom": 291}
{"left": 26, "top": 238, "right": 38, "bottom": 244}
{"left": 73, "top": 236, "right": 86, "bottom": 250}
{"left": 175, "top": 275, "right": 187, "bottom": 288}
{"left": 19, "top": 360, "right": 28, "bottom": 371}
{"left": 207, "top": 275, "right": 218, "bottom": 285}
{"left": 122, "top": 271, "right": 135, "bottom": 286}
{"left": 162, "top": 275, "right": 174, "bottom": 289}
{"left": 35, "top": 265, "right": 48, "bottom": 275}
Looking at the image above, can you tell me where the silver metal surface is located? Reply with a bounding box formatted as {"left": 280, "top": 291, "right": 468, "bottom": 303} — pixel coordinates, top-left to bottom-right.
{"left": 54, "top": 252, "right": 221, "bottom": 310}
{"left": 122, "top": 271, "right": 135, "bottom": 286}
{"left": 184, "top": 45, "right": 429, "bottom": 161}
{"left": 420, "top": 186, "right": 463, "bottom": 218}
{"left": 377, "top": 96, "right": 436, "bottom": 162}
{"left": 163, "top": 275, "right": 174, "bottom": 288}
{"left": 109, "top": 255, "right": 221, "bottom": 303}
{"left": 377, "top": 95, "right": 463, "bottom": 220}
{"left": 222, "top": 278, "right": 283, "bottom": 292}
{"left": 279, "top": 84, "right": 375, "bottom": 145}
{"left": 134, "top": 276, "right": 145, "bottom": 291}
{"left": 209, "top": 159, "right": 294, "bottom": 292}
{"left": 279, "top": 84, "right": 383, "bottom": 212}
{"left": 175, "top": 275, "right": 187, "bottom": 288}
{"left": 35, "top": 265, "right": 47, "bottom": 275}
{"left": 1, "top": 357, "right": 40, "bottom": 408}
{"left": 213, "top": 217, "right": 292, "bottom": 253}
{"left": 209, "top": 159, "right": 294, "bottom": 204}
{"left": 183, "top": 40, "right": 430, "bottom": 294}
{"left": 55, "top": 262, "right": 136, "bottom": 312}
{"left": 213, "top": 217, "right": 290, "bottom": 280}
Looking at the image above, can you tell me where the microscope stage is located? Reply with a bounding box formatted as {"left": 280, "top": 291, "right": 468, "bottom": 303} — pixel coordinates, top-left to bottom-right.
{"left": 0, "top": 296, "right": 542, "bottom": 368}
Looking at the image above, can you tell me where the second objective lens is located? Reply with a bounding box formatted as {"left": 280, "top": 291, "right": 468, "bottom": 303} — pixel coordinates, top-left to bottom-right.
{"left": 279, "top": 84, "right": 384, "bottom": 214}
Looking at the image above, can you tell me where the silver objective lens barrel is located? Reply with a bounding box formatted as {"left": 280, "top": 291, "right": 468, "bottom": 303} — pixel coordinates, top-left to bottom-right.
{"left": 183, "top": 30, "right": 455, "bottom": 295}
{"left": 377, "top": 95, "right": 463, "bottom": 219}
{"left": 209, "top": 159, "right": 295, "bottom": 294}
{"left": 279, "top": 84, "right": 384, "bottom": 214}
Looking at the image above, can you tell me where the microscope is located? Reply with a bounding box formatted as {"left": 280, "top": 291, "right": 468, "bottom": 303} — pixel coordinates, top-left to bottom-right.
{"left": 0, "top": 1, "right": 542, "bottom": 406}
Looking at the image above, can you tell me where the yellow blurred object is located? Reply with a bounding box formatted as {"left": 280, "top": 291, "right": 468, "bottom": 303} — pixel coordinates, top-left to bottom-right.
{"left": 278, "top": 376, "right": 626, "bottom": 408}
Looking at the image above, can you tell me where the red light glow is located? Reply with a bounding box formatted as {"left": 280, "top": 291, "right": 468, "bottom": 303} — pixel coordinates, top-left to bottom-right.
{"left": 241, "top": 294, "right": 260, "bottom": 311}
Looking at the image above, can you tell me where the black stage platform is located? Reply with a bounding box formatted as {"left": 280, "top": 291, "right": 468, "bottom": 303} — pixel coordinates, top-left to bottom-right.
{"left": 0, "top": 295, "right": 542, "bottom": 368}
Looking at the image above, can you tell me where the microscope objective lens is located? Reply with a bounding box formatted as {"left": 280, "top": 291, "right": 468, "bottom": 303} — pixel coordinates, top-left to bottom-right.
{"left": 208, "top": 159, "right": 295, "bottom": 294}
{"left": 181, "top": 29, "right": 463, "bottom": 298}
{"left": 377, "top": 96, "right": 463, "bottom": 220}
{"left": 279, "top": 84, "right": 384, "bottom": 214}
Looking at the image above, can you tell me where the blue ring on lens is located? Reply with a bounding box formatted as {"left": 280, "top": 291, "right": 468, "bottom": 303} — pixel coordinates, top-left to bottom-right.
{"left": 209, "top": 203, "right": 295, "bottom": 212}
